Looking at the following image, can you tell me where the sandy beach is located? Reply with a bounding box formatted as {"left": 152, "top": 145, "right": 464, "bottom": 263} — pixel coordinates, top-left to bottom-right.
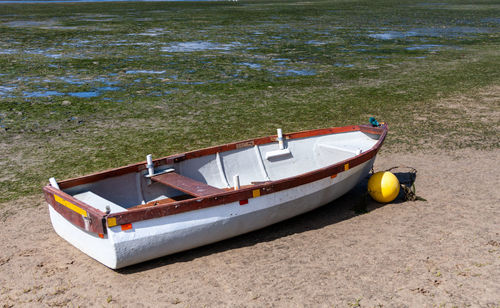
{"left": 1, "top": 149, "right": 499, "bottom": 307}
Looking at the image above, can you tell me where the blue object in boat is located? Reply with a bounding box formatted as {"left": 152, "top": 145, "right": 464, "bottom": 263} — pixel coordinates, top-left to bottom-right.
{"left": 369, "top": 117, "right": 380, "bottom": 127}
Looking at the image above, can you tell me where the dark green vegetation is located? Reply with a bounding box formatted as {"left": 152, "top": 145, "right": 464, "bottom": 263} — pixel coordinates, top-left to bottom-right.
{"left": 0, "top": 0, "right": 499, "bottom": 202}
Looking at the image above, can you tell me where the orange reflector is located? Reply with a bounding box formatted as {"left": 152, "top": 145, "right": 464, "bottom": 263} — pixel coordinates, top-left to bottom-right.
{"left": 107, "top": 217, "right": 117, "bottom": 227}
{"left": 330, "top": 174, "right": 337, "bottom": 179}
{"left": 98, "top": 233, "right": 104, "bottom": 238}
{"left": 344, "top": 163, "right": 349, "bottom": 171}
{"left": 121, "top": 223, "right": 132, "bottom": 231}
{"left": 252, "top": 189, "right": 261, "bottom": 198}
{"left": 239, "top": 199, "right": 248, "bottom": 205}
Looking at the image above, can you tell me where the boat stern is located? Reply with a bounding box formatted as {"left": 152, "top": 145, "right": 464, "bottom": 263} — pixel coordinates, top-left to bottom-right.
{"left": 44, "top": 185, "right": 122, "bottom": 269}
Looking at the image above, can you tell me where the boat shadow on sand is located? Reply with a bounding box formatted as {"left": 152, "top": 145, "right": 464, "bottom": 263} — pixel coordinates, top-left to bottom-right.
{"left": 117, "top": 171, "right": 415, "bottom": 274}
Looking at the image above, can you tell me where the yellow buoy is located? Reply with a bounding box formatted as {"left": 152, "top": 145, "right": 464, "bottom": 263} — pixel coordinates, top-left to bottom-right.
{"left": 368, "top": 171, "right": 400, "bottom": 203}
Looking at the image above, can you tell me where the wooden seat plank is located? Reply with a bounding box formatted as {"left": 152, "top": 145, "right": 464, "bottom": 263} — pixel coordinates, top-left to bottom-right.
{"left": 151, "top": 172, "right": 225, "bottom": 197}
{"left": 127, "top": 194, "right": 193, "bottom": 210}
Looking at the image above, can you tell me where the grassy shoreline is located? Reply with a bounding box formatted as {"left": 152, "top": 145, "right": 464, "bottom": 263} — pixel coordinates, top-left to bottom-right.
{"left": 1, "top": 0, "right": 499, "bottom": 202}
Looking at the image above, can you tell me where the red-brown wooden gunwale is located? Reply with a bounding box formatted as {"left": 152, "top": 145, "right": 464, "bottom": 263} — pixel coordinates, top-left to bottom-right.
{"left": 43, "top": 185, "right": 106, "bottom": 234}
{"left": 108, "top": 124, "right": 387, "bottom": 226}
{"left": 45, "top": 124, "right": 387, "bottom": 232}
{"left": 57, "top": 125, "right": 366, "bottom": 190}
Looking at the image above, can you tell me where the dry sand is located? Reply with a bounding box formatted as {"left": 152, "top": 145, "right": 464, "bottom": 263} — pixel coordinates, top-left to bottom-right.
{"left": 1, "top": 149, "right": 499, "bottom": 307}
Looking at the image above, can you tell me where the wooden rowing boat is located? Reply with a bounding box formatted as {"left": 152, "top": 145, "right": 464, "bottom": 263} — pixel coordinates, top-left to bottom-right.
{"left": 43, "top": 123, "right": 387, "bottom": 269}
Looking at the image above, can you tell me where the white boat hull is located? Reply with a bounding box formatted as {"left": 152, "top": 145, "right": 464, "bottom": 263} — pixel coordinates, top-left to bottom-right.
{"left": 49, "top": 158, "right": 374, "bottom": 269}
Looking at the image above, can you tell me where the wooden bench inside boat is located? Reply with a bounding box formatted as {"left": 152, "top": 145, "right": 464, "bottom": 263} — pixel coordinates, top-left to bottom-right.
{"left": 150, "top": 172, "right": 225, "bottom": 197}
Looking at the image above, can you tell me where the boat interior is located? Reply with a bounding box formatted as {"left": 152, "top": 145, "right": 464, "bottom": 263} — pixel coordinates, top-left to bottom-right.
{"left": 62, "top": 130, "right": 379, "bottom": 213}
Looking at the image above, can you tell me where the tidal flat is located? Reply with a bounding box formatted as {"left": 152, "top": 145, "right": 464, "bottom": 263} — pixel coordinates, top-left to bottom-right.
{"left": 0, "top": 0, "right": 499, "bottom": 201}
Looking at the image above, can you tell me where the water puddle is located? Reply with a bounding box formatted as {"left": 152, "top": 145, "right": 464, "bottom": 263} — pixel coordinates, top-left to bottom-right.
{"left": 21, "top": 48, "right": 95, "bottom": 59}
{"left": 44, "top": 26, "right": 81, "bottom": 30}
{"left": 161, "top": 41, "right": 243, "bottom": 53}
{"left": 3, "top": 20, "right": 58, "bottom": 28}
{"left": 95, "top": 77, "right": 120, "bottom": 86}
{"left": 108, "top": 40, "right": 154, "bottom": 47}
{"left": 167, "top": 81, "right": 207, "bottom": 85}
{"left": 0, "top": 86, "right": 16, "bottom": 97}
{"left": 0, "top": 49, "right": 18, "bottom": 55}
{"left": 58, "top": 76, "right": 86, "bottom": 85}
{"left": 81, "top": 18, "right": 115, "bottom": 22}
{"left": 368, "top": 31, "right": 416, "bottom": 40}
{"left": 482, "top": 17, "right": 500, "bottom": 24}
{"left": 96, "top": 86, "right": 121, "bottom": 91}
{"left": 237, "top": 62, "right": 262, "bottom": 69}
{"left": 21, "top": 82, "right": 120, "bottom": 98}
{"left": 129, "top": 28, "right": 169, "bottom": 37}
{"left": 368, "top": 26, "right": 491, "bottom": 40}
{"left": 74, "top": 13, "right": 117, "bottom": 18}
{"left": 334, "top": 63, "right": 354, "bottom": 68}
{"left": 270, "top": 69, "right": 316, "bottom": 77}
{"left": 406, "top": 44, "right": 445, "bottom": 51}
{"left": 67, "top": 91, "right": 99, "bottom": 98}
{"left": 23, "top": 90, "right": 64, "bottom": 98}
{"left": 306, "top": 40, "right": 327, "bottom": 45}
{"left": 125, "top": 70, "right": 166, "bottom": 74}
{"left": 62, "top": 39, "right": 95, "bottom": 47}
